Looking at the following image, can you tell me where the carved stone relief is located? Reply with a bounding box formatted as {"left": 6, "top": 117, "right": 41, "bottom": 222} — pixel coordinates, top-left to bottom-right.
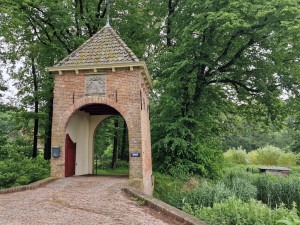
{"left": 85, "top": 75, "right": 106, "bottom": 95}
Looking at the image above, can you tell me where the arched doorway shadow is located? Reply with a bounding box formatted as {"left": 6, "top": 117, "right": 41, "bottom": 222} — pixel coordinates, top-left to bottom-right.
{"left": 93, "top": 115, "right": 129, "bottom": 176}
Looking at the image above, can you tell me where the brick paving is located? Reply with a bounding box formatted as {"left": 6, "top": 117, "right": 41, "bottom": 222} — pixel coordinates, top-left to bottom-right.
{"left": 0, "top": 176, "right": 177, "bottom": 225}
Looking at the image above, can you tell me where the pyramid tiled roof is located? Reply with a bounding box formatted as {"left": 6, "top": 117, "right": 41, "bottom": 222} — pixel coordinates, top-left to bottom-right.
{"left": 54, "top": 26, "right": 139, "bottom": 67}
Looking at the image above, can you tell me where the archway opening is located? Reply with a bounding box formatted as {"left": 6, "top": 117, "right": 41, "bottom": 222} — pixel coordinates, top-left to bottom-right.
{"left": 65, "top": 103, "right": 129, "bottom": 176}
{"left": 93, "top": 116, "right": 129, "bottom": 176}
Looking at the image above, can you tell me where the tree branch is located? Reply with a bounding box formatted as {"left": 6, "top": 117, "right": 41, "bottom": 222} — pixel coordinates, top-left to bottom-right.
{"left": 24, "top": 4, "right": 72, "bottom": 53}
{"left": 217, "top": 37, "right": 255, "bottom": 73}
{"left": 27, "top": 16, "right": 48, "bottom": 46}
{"left": 215, "top": 30, "right": 245, "bottom": 63}
{"left": 207, "top": 78, "right": 260, "bottom": 93}
{"left": 96, "top": 0, "right": 105, "bottom": 18}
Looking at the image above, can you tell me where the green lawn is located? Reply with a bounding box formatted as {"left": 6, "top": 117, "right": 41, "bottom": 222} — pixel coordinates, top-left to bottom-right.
{"left": 94, "top": 159, "right": 129, "bottom": 175}
{"left": 94, "top": 167, "right": 129, "bottom": 175}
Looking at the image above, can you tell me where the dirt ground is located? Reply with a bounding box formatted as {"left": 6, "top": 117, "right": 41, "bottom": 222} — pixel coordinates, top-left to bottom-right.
{"left": 0, "top": 176, "right": 179, "bottom": 225}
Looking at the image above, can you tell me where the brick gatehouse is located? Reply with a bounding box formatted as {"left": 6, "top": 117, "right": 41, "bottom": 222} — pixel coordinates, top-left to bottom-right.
{"left": 48, "top": 24, "right": 153, "bottom": 195}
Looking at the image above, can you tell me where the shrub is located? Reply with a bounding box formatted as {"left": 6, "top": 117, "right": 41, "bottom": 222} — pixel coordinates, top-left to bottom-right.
{"left": 248, "top": 150, "right": 258, "bottom": 165}
{"left": 184, "top": 197, "right": 299, "bottom": 225}
{"left": 277, "top": 153, "right": 297, "bottom": 167}
{"left": 224, "top": 147, "right": 248, "bottom": 164}
{"left": 193, "top": 143, "right": 224, "bottom": 179}
{"left": 0, "top": 156, "right": 50, "bottom": 189}
{"left": 0, "top": 160, "right": 19, "bottom": 188}
{"left": 256, "top": 145, "right": 282, "bottom": 165}
{"left": 184, "top": 181, "right": 232, "bottom": 209}
{"left": 153, "top": 119, "right": 224, "bottom": 180}
{"left": 296, "top": 153, "right": 300, "bottom": 165}
{"left": 101, "top": 144, "right": 113, "bottom": 160}
{"left": 153, "top": 172, "right": 185, "bottom": 209}
{"left": 183, "top": 169, "right": 257, "bottom": 210}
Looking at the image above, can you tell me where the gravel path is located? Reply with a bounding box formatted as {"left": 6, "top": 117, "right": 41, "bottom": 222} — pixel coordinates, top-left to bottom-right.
{"left": 0, "top": 176, "right": 178, "bottom": 225}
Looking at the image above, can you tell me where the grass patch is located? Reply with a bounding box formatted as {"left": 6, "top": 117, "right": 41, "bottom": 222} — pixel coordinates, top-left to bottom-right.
{"left": 94, "top": 167, "right": 129, "bottom": 175}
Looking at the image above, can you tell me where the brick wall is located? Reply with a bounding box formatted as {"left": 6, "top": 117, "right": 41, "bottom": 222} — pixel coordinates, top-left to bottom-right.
{"left": 51, "top": 67, "right": 152, "bottom": 195}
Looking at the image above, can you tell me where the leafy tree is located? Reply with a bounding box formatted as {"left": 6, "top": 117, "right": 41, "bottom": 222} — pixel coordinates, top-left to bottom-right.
{"left": 94, "top": 116, "right": 128, "bottom": 168}
{"left": 151, "top": 0, "right": 300, "bottom": 177}
{"left": 0, "top": 0, "right": 155, "bottom": 159}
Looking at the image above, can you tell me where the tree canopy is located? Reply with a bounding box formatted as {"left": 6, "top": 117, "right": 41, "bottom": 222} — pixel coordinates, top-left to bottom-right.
{"left": 0, "top": 0, "right": 299, "bottom": 177}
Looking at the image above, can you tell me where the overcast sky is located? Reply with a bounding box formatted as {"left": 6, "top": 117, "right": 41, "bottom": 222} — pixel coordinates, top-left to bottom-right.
{"left": 1, "top": 64, "right": 18, "bottom": 104}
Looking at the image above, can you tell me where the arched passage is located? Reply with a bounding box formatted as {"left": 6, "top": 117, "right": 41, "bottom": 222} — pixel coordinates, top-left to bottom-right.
{"left": 65, "top": 103, "right": 130, "bottom": 176}
{"left": 93, "top": 115, "right": 129, "bottom": 175}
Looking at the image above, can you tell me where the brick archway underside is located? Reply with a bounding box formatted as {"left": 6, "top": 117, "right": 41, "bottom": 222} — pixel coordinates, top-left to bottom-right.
{"left": 79, "top": 104, "right": 120, "bottom": 116}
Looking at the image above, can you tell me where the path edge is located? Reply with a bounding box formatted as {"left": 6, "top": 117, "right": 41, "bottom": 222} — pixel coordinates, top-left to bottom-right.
{"left": 0, "top": 177, "right": 59, "bottom": 194}
{"left": 122, "top": 187, "right": 208, "bottom": 225}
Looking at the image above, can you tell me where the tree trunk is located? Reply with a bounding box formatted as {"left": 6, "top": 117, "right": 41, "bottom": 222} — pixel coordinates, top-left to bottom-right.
{"left": 111, "top": 118, "right": 118, "bottom": 169}
{"left": 32, "top": 57, "right": 38, "bottom": 158}
{"left": 44, "top": 88, "right": 53, "bottom": 160}
{"left": 120, "top": 120, "right": 127, "bottom": 161}
{"left": 166, "top": 0, "right": 178, "bottom": 47}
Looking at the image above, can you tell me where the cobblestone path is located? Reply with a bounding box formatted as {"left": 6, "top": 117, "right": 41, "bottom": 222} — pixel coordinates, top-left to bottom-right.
{"left": 0, "top": 176, "right": 178, "bottom": 225}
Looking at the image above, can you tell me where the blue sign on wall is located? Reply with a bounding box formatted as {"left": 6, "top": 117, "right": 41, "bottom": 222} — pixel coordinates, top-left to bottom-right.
{"left": 52, "top": 146, "right": 60, "bottom": 158}
{"left": 131, "top": 153, "right": 140, "bottom": 157}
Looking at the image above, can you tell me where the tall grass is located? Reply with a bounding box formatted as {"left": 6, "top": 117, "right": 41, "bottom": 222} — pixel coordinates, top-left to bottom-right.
{"left": 255, "top": 175, "right": 300, "bottom": 212}
{"left": 224, "top": 145, "right": 298, "bottom": 167}
{"left": 224, "top": 147, "right": 248, "bottom": 164}
{"left": 184, "top": 197, "right": 299, "bottom": 225}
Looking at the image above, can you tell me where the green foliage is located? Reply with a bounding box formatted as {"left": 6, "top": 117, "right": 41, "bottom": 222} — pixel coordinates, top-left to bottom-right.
{"left": 276, "top": 213, "right": 300, "bottom": 225}
{"left": 256, "top": 145, "right": 282, "bottom": 165}
{"left": 278, "top": 153, "right": 297, "bottom": 167}
{"left": 0, "top": 156, "right": 50, "bottom": 189}
{"left": 151, "top": 0, "right": 300, "bottom": 183}
{"left": 222, "top": 119, "right": 300, "bottom": 152}
{"left": 184, "top": 173, "right": 257, "bottom": 210}
{"left": 297, "top": 154, "right": 300, "bottom": 165}
{"left": 94, "top": 167, "right": 129, "bottom": 176}
{"left": 94, "top": 116, "right": 128, "bottom": 163}
{"left": 154, "top": 165, "right": 300, "bottom": 224}
{"left": 184, "top": 181, "right": 232, "bottom": 209}
{"left": 153, "top": 172, "right": 185, "bottom": 209}
{"left": 225, "top": 147, "right": 298, "bottom": 167}
{"left": 224, "top": 147, "right": 248, "bottom": 164}
{"left": 102, "top": 144, "right": 113, "bottom": 160}
{"left": 184, "top": 197, "right": 299, "bottom": 225}
{"left": 224, "top": 175, "right": 257, "bottom": 201}
{"left": 254, "top": 176, "right": 300, "bottom": 212}
{"left": 97, "top": 160, "right": 128, "bottom": 170}
{"left": 153, "top": 121, "right": 224, "bottom": 179}
{"left": 248, "top": 150, "right": 259, "bottom": 165}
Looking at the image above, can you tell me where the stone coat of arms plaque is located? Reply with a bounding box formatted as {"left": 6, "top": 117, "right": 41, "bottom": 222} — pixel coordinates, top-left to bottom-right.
{"left": 85, "top": 75, "right": 106, "bottom": 95}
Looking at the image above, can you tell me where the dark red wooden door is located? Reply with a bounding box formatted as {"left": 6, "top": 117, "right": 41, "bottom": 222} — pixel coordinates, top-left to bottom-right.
{"left": 65, "top": 134, "right": 76, "bottom": 177}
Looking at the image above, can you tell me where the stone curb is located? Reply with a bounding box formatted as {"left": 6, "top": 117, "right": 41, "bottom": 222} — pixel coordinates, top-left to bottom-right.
{"left": 122, "top": 187, "right": 208, "bottom": 225}
{"left": 0, "top": 177, "right": 59, "bottom": 194}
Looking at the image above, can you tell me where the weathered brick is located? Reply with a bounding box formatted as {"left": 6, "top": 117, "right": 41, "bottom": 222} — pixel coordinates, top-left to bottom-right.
{"left": 51, "top": 68, "right": 152, "bottom": 195}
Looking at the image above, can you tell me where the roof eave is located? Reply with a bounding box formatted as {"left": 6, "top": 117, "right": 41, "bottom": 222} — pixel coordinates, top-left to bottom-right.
{"left": 48, "top": 61, "right": 153, "bottom": 89}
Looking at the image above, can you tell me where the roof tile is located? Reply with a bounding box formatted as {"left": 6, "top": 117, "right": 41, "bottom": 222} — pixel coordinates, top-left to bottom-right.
{"left": 54, "top": 26, "right": 139, "bottom": 67}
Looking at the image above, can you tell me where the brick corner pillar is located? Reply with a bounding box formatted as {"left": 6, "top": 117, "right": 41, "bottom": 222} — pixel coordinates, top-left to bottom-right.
{"left": 128, "top": 74, "right": 153, "bottom": 196}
